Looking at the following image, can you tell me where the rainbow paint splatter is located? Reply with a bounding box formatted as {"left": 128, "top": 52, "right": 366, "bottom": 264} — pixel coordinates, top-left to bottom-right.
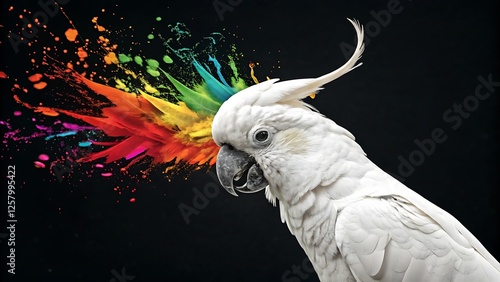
{"left": 1, "top": 3, "right": 254, "bottom": 188}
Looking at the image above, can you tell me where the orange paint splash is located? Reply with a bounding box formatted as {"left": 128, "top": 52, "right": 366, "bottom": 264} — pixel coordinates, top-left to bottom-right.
{"left": 65, "top": 28, "right": 78, "bottom": 42}
{"left": 41, "top": 110, "right": 60, "bottom": 116}
{"left": 91, "top": 16, "right": 106, "bottom": 31}
{"left": 28, "top": 73, "right": 43, "bottom": 82}
{"left": 13, "top": 95, "right": 59, "bottom": 116}
{"left": 104, "top": 52, "right": 119, "bottom": 64}
{"left": 33, "top": 81, "right": 48, "bottom": 90}
{"left": 77, "top": 47, "right": 88, "bottom": 60}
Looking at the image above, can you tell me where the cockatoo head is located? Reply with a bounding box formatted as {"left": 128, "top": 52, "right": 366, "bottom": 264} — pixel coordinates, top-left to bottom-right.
{"left": 212, "top": 19, "right": 366, "bottom": 204}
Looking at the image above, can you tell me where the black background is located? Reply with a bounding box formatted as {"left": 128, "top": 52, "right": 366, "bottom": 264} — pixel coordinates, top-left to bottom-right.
{"left": 1, "top": 0, "right": 499, "bottom": 281}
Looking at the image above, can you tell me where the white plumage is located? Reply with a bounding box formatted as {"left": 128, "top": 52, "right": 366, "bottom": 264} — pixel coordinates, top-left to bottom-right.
{"left": 212, "top": 19, "right": 500, "bottom": 281}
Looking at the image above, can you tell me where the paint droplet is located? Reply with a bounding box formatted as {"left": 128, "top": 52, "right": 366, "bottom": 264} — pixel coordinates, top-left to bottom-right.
{"left": 77, "top": 47, "right": 88, "bottom": 60}
{"left": 65, "top": 28, "right": 78, "bottom": 42}
{"left": 104, "top": 52, "right": 119, "bottom": 64}
{"left": 146, "top": 59, "right": 159, "bottom": 69}
{"left": 38, "top": 154, "right": 50, "bottom": 161}
{"left": 33, "top": 82, "right": 47, "bottom": 90}
{"left": 134, "top": 56, "right": 143, "bottom": 66}
{"left": 34, "top": 161, "right": 46, "bottom": 169}
{"left": 163, "top": 55, "right": 173, "bottom": 64}
{"left": 129, "top": 198, "right": 136, "bottom": 203}
{"left": 95, "top": 164, "right": 104, "bottom": 168}
{"left": 144, "top": 83, "right": 159, "bottom": 93}
{"left": 146, "top": 67, "right": 160, "bottom": 77}
{"left": 78, "top": 141, "right": 92, "bottom": 147}
{"left": 0, "top": 71, "right": 7, "bottom": 78}
{"left": 147, "top": 34, "right": 154, "bottom": 40}
{"left": 118, "top": 53, "right": 132, "bottom": 63}
{"left": 28, "top": 73, "right": 43, "bottom": 82}
{"left": 13, "top": 111, "right": 22, "bottom": 116}
{"left": 40, "top": 109, "right": 59, "bottom": 117}
{"left": 101, "top": 172, "right": 112, "bottom": 177}
{"left": 156, "top": 17, "right": 162, "bottom": 21}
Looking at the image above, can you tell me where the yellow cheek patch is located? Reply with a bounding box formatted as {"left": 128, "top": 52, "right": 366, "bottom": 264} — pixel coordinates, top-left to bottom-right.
{"left": 278, "top": 128, "right": 308, "bottom": 155}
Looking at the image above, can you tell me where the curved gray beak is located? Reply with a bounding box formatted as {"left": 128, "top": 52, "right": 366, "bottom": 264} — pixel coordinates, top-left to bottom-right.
{"left": 215, "top": 144, "right": 269, "bottom": 196}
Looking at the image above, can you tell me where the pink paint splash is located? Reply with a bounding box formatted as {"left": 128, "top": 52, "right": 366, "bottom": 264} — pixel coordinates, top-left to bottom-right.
{"left": 39, "top": 154, "right": 50, "bottom": 161}
{"left": 125, "top": 145, "right": 147, "bottom": 160}
{"left": 34, "top": 161, "right": 46, "bottom": 168}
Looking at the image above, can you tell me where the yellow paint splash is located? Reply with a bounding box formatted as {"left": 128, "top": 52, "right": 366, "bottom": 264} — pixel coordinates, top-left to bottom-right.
{"left": 249, "top": 62, "right": 259, "bottom": 84}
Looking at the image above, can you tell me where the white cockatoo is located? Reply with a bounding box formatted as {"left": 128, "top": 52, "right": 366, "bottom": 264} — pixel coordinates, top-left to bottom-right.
{"left": 212, "top": 19, "right": 500, "bottom": 281}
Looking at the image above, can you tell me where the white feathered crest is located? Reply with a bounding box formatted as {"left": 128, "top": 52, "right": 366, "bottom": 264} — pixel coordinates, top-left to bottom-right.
{"left": 220, "top": 19, "right": 365, "bottom": 111}
{"left": 252, "top": 18, "right": 365, "bottom": 107}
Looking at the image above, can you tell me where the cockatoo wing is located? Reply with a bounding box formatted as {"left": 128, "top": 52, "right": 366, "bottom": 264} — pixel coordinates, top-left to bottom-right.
{"left": 335, "top": 194, "right": 500, "bottom": 281}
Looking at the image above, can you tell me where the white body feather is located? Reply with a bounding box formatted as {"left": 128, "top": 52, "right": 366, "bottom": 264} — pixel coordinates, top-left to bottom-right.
{"left": 212, "top": 19, "right": 500, "bottom": 281}
{"left": 275, "top": 132, "right": 500, "bottom": 281}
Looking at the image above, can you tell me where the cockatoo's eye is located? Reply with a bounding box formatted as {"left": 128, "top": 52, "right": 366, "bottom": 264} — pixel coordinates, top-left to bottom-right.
{"left": 255, "top": 130, "right": 269, "bottom": 142}
{"left": 251, "top": 126, "right": 274, "bottom": 147}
